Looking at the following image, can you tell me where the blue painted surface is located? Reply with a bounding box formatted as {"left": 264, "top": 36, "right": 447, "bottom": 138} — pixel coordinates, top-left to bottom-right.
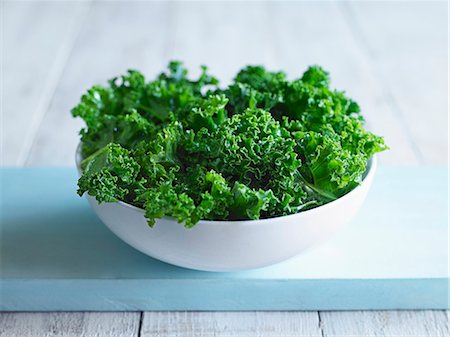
{"left": 0, "top": 168, "right": 448, "bottom": 310}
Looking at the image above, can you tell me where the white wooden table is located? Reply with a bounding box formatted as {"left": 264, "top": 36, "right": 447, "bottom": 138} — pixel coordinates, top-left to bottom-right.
{"left": 2, "top": 0, "right": 448, "bottom": 336}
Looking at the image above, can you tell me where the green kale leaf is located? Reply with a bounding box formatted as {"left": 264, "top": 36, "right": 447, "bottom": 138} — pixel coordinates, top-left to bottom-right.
{"left": 73, "top": 62, "right": 388, "bottom": 227}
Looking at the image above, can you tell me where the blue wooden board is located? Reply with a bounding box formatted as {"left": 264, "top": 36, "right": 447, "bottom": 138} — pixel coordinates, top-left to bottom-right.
{"left": 0, "top": 167, "right": 448, "bottom": 311}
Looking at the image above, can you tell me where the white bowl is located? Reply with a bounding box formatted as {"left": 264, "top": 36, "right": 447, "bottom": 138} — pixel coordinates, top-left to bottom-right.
{"left": 76, "top": 146, "right": 376, "bottom": 272}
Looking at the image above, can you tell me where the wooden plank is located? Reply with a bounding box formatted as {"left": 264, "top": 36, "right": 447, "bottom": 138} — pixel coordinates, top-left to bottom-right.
{"left": 164, "top": 1, "right": 277, "bottom": 85}
{"left": 268, "top": 1, "right": 420, "bottom": 165}
{"left": 0, "top": 312, "right": 140, "bottom": 337}
{"left": 1, "top": 167, "right": 447, "bottom": 311}
{"left": 25, "top": 1, "right": 417, "bottom": 166}
{"left": 320, "top": 310, "right": 450, "bottom": 337}
{"left": 342, "top": 1, "right": 448, "bottom": 164}
{"left": 140, "top": 311, "right": 322, "bottom": 337}
{"left": 26, "top": 0, "right": 280, "bottom": 165}
{"left": 26, "top": 0, "right": 169, "bottom": 166}
{"left": 2, "top": 0, "right": 90, "bottom": 166}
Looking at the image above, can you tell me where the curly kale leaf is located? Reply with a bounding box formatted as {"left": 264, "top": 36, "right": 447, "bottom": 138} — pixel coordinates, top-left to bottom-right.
{"left": 294, "top": 123, "right": 386, "bottom": 199}
{"left": 78, "top": 143, "right": 140, "bottom": 202}
{"left": 136, "top": 169, "right": 233, "bottom": 227}
{"left": 73, "top": 61, "right": 388, "bottom": 227}
{"left": 224, "top": 65, "right": 287, "bottom": 112}
{"left": 183, "top": 94, "right": 228, "bottom": 132}
{"left": 72, "top": 63, "right": 218, "bottom": 157}
{"left": 301, "top": 65, "right": 331, "bottom": 87}
{"left": 230, "top": 183, "right": 278, "bottom": 220}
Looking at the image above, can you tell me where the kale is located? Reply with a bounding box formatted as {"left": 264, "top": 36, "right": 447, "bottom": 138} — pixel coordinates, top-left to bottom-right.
{"left": 73, "top": 61, "right": 387, "bottom": 227}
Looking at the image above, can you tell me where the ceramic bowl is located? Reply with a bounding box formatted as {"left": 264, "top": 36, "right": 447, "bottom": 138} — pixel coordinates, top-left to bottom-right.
{"left": 76, "top": 145, "right": 376, "bottom": 272}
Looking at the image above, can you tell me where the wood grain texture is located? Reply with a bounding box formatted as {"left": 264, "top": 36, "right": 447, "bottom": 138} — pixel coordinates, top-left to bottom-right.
{"left": 141, "top": 311, "right": 322, "bottom": 337}
{"left": 26, "top": 0, "right": 169, "bottom": 166}
{"left": 342, "top": 1, "right": 448, "bottom": 164}
{"left": 0, "top": 312, "right": 141, "bottom": 337}
{"left": 164, "top": 1, "right": 278, "bottom": 85}
{"left": 26, "top": 0, "right": 280, "bottom": 165}
{"left": 1, "top": 311, "right": 448, "bottom": 337}
{"left": 2, "top": 0, "right": 90, "bottom": 166}
{"left": 25, "top": 1, "right": 427, "bottom": 166}
{"left": 268, "top": 1, "right": 419, "bottom": 165}
{"left": 320, "top": 310, "right": 450, "bottom": 337}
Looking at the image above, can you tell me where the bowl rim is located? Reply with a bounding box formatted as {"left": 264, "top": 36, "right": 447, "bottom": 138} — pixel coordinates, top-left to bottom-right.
{"left": 76, "top": 142, "right": 377, "bottom": 225}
